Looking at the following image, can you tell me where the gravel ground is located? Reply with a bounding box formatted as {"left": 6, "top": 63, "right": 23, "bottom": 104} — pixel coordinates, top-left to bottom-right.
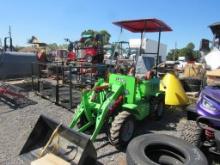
{"left": 0, "top": 87, "right": 186, "bottom": 165}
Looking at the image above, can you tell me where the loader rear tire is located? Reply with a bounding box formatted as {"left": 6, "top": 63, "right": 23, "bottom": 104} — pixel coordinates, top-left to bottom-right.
{"left": 154, "top": 99, "right": 165, "bottom": 120}
{"left": 108, "top": 111, "right": 135, "bottom": 148}
{"left": 151, "top": 96, "right": 165, "bottom": 120}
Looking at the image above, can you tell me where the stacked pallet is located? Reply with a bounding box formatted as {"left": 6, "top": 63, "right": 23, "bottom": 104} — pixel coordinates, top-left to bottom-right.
{"left": 206, "top": 69, "right": 220, "bottom": 86}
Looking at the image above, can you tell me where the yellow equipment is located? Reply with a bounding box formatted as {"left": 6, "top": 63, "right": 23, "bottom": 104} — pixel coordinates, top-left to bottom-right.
{"left": 160, "top": 73, "right": 189, "bottom": 106}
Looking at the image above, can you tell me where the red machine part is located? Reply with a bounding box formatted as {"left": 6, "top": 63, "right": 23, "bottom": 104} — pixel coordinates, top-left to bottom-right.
{"left": 144, "top": 71, "right": 154, "bottom": 80}
{"left": 91, "top": 85, "right": 109, "bottom": 102}
{"left": 0, "top": 87, "right": 24, "bottom": 98}
{"left": 36, "top": 51, "right": 47, "bottom": 62}
{"left": 109, "top": 95, "right": 123, "bottom": 113}
{"left": 84, "top": 48, "right": 97, "bottom": 57}
{"left": 79, "top": 67, "right": 97, "bottom": 75}
{"left": 67, "top": 51, "right": 77, "bottom": 61}
{"left": 94, "top": 85, "right": 109, "bottom": 92}
{"left": 205, "top": 127, "right": 215, "bottom": 140}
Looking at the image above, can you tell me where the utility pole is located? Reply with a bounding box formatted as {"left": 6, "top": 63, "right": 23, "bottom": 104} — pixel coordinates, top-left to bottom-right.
{"left": 174, "top": 41, "right": 177, "bottom": 61}
{"left": 9, "top": 26, "right": 12, "bottom": 38}
{"left": 3, "top": 25, "right": 13, "bottom": 51}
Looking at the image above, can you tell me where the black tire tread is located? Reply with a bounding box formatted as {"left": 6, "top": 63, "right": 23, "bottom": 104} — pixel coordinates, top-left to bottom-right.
{"left": 109, "top": 111, "right": 133, "bottom": 147}
{"left": 126, "top": 134, "right": 208, "bottom": 165}
{"left": 180, "top": 120, "right": 202, "bottom": 146}
{"left": 151, "top": 96, "right": 165, "bottom": 120}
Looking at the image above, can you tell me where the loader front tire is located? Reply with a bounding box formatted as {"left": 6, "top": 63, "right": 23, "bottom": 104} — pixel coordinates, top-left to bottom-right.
{"left": 108, "top": 111, "right": 135, "bottom": 148}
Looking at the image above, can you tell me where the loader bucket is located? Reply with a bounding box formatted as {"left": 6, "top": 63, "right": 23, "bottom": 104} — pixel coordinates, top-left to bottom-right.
{"left": 19, "top": 115, "right": 97, "bottom": 165}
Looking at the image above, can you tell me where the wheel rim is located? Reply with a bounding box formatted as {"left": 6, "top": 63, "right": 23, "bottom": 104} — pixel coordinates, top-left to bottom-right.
{"left": 121, "top": 119, "right": 134, "bottom": 142}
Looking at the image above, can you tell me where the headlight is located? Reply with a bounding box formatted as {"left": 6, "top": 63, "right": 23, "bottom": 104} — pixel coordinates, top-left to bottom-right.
{"left": 202, "top": 98, "right": 216, "bottom": 111}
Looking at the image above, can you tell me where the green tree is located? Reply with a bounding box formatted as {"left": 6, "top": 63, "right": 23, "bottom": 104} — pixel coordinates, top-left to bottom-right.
{"left": 47, "top": 43, "right": 58, "bottom": 51}
{"left": 58, "top": 43, "right": 68, "bottom": 50}
{"left": 166, "top": 42, "right": 200, "bottom": 61}
{"left": 186, "top": 42, "right": 195, "bottom": 50}
{"left": 81, "top": 29, "right": 111, "bottom": 45}
{"left": 99, "top": 30, "right": 111, "bottom": 44}
{"left": 179, "top": 48, "right": 193, "bottom": 60}
{"left": 181, "top": 43, "right": 195, "bottom": 61}
{"left": 167, "top": 49, "right": 179, "bottom": 60}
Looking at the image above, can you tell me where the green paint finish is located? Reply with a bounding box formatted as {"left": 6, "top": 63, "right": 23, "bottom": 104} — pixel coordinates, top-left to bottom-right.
{"left": 122, "top": 103, "right": 137, "bottom": 110}
{"left": 139, "top": 80, "right": 151, "bottom": 97}
{"left": 109, "top": 74, "right": 136, "bottom": 104}
{"left": 136, "top": 101, "right": 150, "bottom": 120}
{"left": 69, "top": 73, "right": 165, "bottom": 142}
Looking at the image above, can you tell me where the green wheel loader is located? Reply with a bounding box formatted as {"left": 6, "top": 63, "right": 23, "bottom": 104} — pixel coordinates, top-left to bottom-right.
{"left": 69, "top": 73, "right": 165, "bottom": 147}
{"left": 69, "top": 18, "right": 172, "bottom": 148}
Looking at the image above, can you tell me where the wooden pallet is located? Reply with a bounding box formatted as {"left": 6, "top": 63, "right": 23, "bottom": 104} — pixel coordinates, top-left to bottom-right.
{"left": 31, "top": 153, "right": 70, "bottom": 165}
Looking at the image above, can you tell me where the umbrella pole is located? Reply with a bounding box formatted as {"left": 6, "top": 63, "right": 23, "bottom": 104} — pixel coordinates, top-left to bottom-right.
{"left": 156, "top": 30, "right": 161, "bottom": 75}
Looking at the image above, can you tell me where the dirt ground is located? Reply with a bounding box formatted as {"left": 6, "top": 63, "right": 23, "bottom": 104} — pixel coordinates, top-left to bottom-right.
{"left": 0, "top": 87, "right": 186, "bottom": 165}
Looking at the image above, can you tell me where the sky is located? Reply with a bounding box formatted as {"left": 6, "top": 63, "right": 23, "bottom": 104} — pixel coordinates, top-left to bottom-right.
{"left": 0, "top": 0, "right": 219, "bottom": 50}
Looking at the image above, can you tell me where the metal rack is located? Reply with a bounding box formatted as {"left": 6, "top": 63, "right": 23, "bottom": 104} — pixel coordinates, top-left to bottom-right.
{"left": 0, "top": 81, "right": 34, "bottom": 108}
{"left": 32, "top": 62, "right": 107, "bottom": 110}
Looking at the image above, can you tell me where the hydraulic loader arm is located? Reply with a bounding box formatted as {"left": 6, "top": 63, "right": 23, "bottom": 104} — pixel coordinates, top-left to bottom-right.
{"left": 69, "top": 81, "right": 124, "bottom": 142}
{"left": 69, "top": 78, "right": 106, "bottom": 129}
{"left": 90, "top": 84, "right": 123, "bottom": 141}
{"left": 69, "top": 90, "right": 94, "bottom": 129}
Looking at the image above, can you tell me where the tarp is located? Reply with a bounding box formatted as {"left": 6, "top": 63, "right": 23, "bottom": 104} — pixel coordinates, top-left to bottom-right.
{"left": 135, "top": 56, "right": 155, "bottom": 75}
{"left": 205, "top": 48, "right": 220, "bottom": 70}
{"left": 0, "top": 52, "right": 37, "bottom": 79}
{"left": 113, "top": 18, "right": 172, "bottom": 33}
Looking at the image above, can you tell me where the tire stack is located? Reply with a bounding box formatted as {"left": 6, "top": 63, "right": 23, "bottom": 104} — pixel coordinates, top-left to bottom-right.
{"left": 180, "top": 78, "right": 202, "bottom": 92}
